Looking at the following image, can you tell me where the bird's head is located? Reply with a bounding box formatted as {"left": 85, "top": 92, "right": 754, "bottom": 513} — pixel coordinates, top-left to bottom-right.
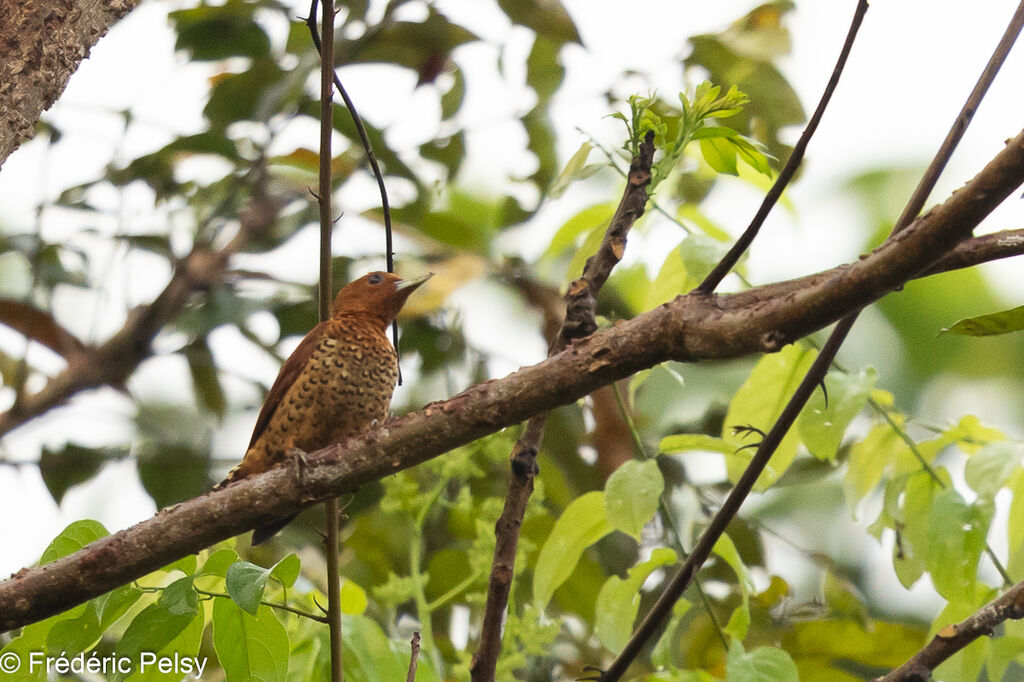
{"left": 331, "top": 271, "right": 432, "bottom": 326}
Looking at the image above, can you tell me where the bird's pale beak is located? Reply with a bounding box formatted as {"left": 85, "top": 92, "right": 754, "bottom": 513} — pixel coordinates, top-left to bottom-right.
{"left": 395, "top": 272, "right": 434, "bottom": 291}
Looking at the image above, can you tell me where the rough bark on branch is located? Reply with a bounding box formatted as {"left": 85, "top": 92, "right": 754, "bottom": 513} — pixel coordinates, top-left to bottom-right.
{"left": 1, "top": 129, "right": 1023, "bottom": 632}
{"left": 471, "top": 132, "right": 655, "bottom": 682}
{"left": 876, "top": 579, "right": 1024, "bottom": 681}
{"left": 0, "top": 0, "right": 139, "bottom": 169}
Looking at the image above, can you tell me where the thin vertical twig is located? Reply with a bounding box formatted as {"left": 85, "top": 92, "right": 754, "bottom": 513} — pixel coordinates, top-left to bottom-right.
{"left": 311, "top": 0, "right": 344, "bottom": 679}
{"left": 406, "top": 632, "right": 422, "bottom": 682}
{"left": 303, "top": 2, "right": 399, "bottom": 356}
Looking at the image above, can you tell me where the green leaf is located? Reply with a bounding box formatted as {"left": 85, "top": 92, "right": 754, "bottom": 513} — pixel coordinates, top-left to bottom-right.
{"left": 213, "top": 599, "right": 289, "bottom": 682}
{"left": 680, "top": 233, "right": 728, "bottom": 284}
{"left": 184, "top": 336, "right": 227, "bottom": 419}
{"left": 226, "top": 561, "right": 272, "bottom": 616}
{"left": 341, "top": 9, "right": 479, "bottom": 73}
{"left": 170, "top": 0, "right": 271, "bottom": 61}
{"left": 714, "top": 533, "right": 754, "bottom": 640}
{"left": 162, "top": 553, "right": 197, "bottom": 576}
{"left": 269, "top": 553, "right": 302, "bottom": 588}
{"left": 645, "top": 244, "right": 695, "bottom": 309}
{"left": 197, "top": 548, "right": 239, "bottom": 578}
{"left": 700, "top": 136, "right": 739, "bottom": 175}
{"left": 417, "top": 192, "right": 501, "bottom": 255}
{"left": 1009, "top": 471, "right": 1024, "bottom": 577}
{"left": 421, "top": 131, "right": 466, "bottom": 179}
{"left": 893, "top": 471, "right": 938, "bottom": 588}
{"left": 783, "top": 619, "right": 927, "bottom": 675}
{"left": 164, "top": 131, "right": 240, "bottom": 160}
{"left": 114, "top": 234, "right": 175, "bottom": 258}
{"left": 440, "top": 64, "right": 465, "bottom": 120}
{"left": 798, "top": 367, "right": 877, "bottom": 461}
{"left": 594, "top": 548, "right": 676, "bottom": 652}
{"left": 113, "top": 581, "right": 200, "bottom": 681}
{"left": 526, "top": 34, "right": 564, "bottom": 106}
{"left": 844, "top": 419, "right": 906, "bottom": 509}
{"left": 604, "top": 460, "right": 664, "bottom": 540}
{"left": 823, "top": 571, "right": 869, "bottom": 627}
{"left": 650, "top": 598, "right": 694, "bottom": 671}
{"left": 342, "top": 614, "right": 439, "bottom": 681}
{"left": 45, "top": 603, "right": 101, "bottom": 658}
{"left": 549, "top": 142, "right": 595, "bottom": 198}
{"left": 39, "top": 444, "right": 124, "bottom": 504}
{"left": 340, "top": 579, "right": 369, "bottom": 616}
{"left": 542, "top": 203, "right": 616, "bottom": 261}
{"left": 965, "top": 441, "right": 1024, "bottom": 498}
{"left": 523, "top": 107, "right": 559, "bottom": 194}
{"left": 725, "top": 640, "right": 799, "bottom": 682}
{"left": 40, "top": 519, "right": 108, "bottom": 564}
{"left": 159, "top": 576, "right": 199, "bottom": 615}
{"left": 204, "top": 58, "right": 285, "bottom": 127}
{"left": 135, "top": 404, "right": 213, "bottom": 508}
{"left": 927, "top": 489, "right": 990, "bottom": 603}
{"left": 133, "top": 603, "right": 206, "bottom": 682}
{"left": 724, "top": 345, "right": 817, "bottom": 489}
{"left": 659, "top": 433, "right": 734, "bottom": 456}
{"left": 533, "top": 491, "right": 613, "bottom": 610}
{"left": 942, "top": 304, "right": 1024, "bottom": 336}
{"left": 225, "top": 555, "right": 300, "bottom": 616}
{"left": 96, "top": 584, "right": 144, "bottom": 631}
{"left": 692, "top": 125, "right": 740, "bottom": 140}
{"left": 497, "top": 0, "right": 581, "bottom": 44}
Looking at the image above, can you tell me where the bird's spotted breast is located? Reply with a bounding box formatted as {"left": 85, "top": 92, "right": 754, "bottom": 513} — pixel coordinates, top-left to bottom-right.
{"left": 244, "top": 319, "right": 398, "bottom": 468}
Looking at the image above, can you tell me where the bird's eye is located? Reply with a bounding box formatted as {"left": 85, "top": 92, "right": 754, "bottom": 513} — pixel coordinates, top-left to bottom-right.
{"left": 368, "top": 274, "right": 383, "bottom": 284}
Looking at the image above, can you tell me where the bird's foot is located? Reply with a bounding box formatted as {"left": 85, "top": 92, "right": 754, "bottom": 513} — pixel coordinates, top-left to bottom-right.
{"left": 288, "top": 447, "right": 310, "bottom": 482}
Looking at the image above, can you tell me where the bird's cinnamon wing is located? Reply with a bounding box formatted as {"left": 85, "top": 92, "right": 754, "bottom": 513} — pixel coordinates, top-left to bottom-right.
{"left": 247, "top": 322, "right": 328, "bottom": 449}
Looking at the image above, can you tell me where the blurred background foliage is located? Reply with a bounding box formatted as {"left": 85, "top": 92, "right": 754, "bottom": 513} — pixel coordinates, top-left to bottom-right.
{"left": 1, "top": 0, "right": 1023, "bottom": 679}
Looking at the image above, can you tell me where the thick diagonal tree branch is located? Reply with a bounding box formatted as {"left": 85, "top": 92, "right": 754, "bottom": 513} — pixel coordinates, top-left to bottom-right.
{"left": 0, "top": 0, "right": 139, "bottom": 169}
{"left": 1, "top": 128, "right": 1023, "bottom": 633}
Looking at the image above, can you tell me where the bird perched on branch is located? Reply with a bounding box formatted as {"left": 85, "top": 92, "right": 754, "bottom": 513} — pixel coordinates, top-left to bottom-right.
{"left": 216, "top": 271, "right": 431, "bottom": 544}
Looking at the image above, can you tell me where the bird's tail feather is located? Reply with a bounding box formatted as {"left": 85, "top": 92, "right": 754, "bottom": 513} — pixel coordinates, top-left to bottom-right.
{"left": 251, "top": 514, "right": 298, "bottom": 545}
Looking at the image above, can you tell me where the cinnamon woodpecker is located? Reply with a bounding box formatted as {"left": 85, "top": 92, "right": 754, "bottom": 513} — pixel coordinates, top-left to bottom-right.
{"left": 216, "top": 271, "right": 431, "bottom": 544}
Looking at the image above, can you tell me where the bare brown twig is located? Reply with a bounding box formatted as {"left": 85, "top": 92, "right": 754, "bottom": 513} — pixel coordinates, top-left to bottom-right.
{"left": 0, "top": 171, "right": 278, "bottom": 438}
{"left": 695, "top": 0, "right": 869, "bottom": 294}
{"left": 469, "top": 131, "right": 656, "bottom": 682}
{"left": 302, "top": 0, "right": 400, "bottom": 359}
{"left": 876, "top": 579, "right": 1024, "bottom": 681}
{"left": 307, "top": 0, "right": 344, "bottom": 679}
{"left": 407, "top": 632, "right": 422, "bottom": 682}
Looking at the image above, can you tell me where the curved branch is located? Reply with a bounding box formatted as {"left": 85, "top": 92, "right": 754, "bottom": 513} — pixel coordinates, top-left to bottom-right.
{"left": 926, "top": 227, "right": 1024, "bottom": 274}
{"left": 0, "top": 0, "right": 139, "bottom": 169}
{"left": 1, "top": 129, "right": 1023, "bottom": 633}
{"left": 0, "top": 181, "right": 279, "bottom": 437}
{"left": 876, "top": 579, "right": 1024, "bottom": 681}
